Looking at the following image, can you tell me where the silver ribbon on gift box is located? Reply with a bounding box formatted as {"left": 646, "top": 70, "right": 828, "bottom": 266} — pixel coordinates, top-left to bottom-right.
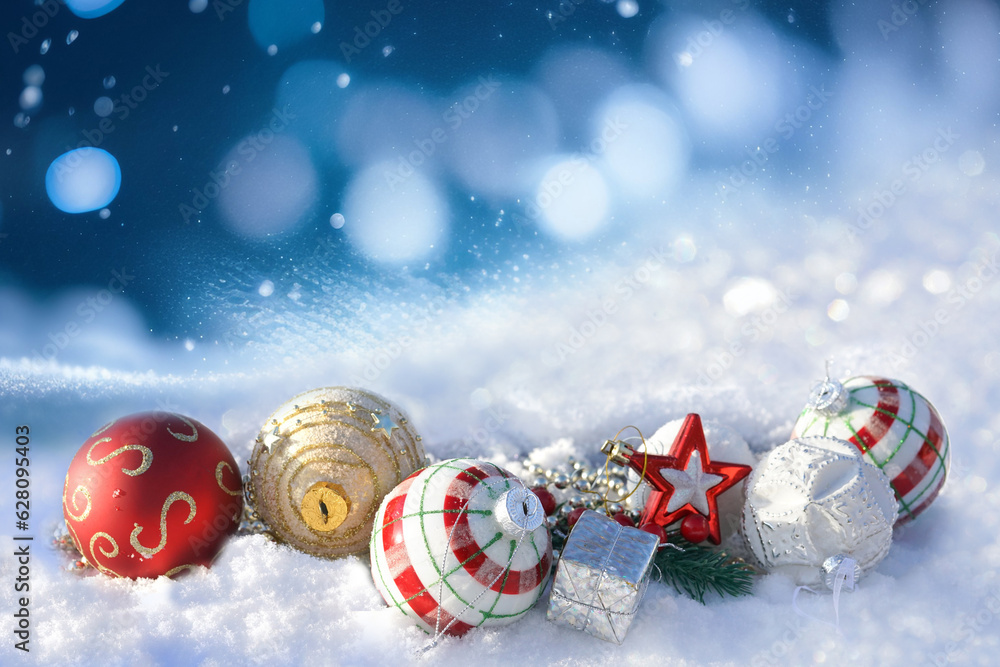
{"left": 546, "top": 510, "right": 660, "bottom": 644}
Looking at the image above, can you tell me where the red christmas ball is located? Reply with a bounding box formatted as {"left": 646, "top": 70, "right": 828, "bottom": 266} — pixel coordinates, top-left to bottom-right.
{"left": 532, "top": 487, "right": 557, "bottom": 516}
{"left": 62, "top": 412, "right": 243, "bottom": 579}
{"left": 679, "top": 513, "right": 710, "bottom": 544}
{"left": 639, "top": 522, "right": 667, "bottom": 545}
{"left": 567, "top": 506, "right": 586, "bottom": 526}
{"left": 613, "top": 512, "right": 635, "bottom": 528}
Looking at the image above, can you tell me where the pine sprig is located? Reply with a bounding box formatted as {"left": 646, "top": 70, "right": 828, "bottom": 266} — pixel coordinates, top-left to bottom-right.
{"left": 549, "top": 507, "right": 754, "bottom": 604}
{"left": 654, "top": 536, "right": 753, "bottom": 604}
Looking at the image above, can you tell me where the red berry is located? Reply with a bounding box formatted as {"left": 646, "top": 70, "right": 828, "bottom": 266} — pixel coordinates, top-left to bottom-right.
{"left": 567, "top": 507, "right": 586, "bottom": 526}
{"left": 613, "top": 512, "right": 635, "bottom": 528}
{"left": 639, "top": 522, "right": 667, "bottom": 544}
{"left": 680, "top": 514, "right": 711, "bottom": 543}
{"left": 531, "top": 487, "right": 557, "bottom": 516}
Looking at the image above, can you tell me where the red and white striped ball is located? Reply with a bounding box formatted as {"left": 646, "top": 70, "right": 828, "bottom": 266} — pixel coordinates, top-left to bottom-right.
{"left": 791, "top": 376, "right": 950, "bottom": 524}
{"left": 370, "top": 458, "right": 552, "bottom": 637}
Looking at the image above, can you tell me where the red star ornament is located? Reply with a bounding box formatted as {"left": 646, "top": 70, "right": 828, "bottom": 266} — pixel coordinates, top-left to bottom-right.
{"left": 603, "top": 414, "right": 751, "bottom": 544}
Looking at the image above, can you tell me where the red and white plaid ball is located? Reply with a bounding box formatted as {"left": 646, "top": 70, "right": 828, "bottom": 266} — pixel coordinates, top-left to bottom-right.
{"left": 370, "top": 458, "right": 552, "bottom": 637}
{"left": 792, "top": 376, "right": 950, "bottom": 524}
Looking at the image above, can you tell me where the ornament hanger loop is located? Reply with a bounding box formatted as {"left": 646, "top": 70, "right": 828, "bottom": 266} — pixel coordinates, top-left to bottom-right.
{"left": 807, "top": 360, "right": 848, "bottom": 416}
{"left": 592, "top": 425, "right": 649, "bottom": 515}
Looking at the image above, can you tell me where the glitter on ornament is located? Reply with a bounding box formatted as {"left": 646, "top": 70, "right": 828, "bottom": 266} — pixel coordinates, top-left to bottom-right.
{"left": 791, "top": 375, "right": 950, "bottom": 523}
{"left": 248, "top": 387, "right": 426, "bottom": 559}
{"left": 370, "top": 458, "right": 552, "bottom": 641}
{"left": 62, "top": 412, "right": 243, "bottom": 579}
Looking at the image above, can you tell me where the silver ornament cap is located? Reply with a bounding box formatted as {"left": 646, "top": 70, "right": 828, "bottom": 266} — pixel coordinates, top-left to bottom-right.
{"left": 822, "top": 554, "right": 861, "bottom": 592}
{"left": 807, "top": 376, "right": 849, "bottom": 416}
{"left": 495, "top": 487, "right": 545, "bottom": 535}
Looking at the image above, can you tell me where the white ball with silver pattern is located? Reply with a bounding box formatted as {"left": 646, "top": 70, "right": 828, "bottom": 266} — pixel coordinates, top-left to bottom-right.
{"left": 742, "top": 436, "right": 897, "bottom": 586}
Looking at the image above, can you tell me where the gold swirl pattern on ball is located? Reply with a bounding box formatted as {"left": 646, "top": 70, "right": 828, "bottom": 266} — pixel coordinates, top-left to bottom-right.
{"left": 283, "top": 441, "right": 375, "bottom": 541}
{"left": 130, "top": 491, "right": 197, "bottom": 558}
{"left": 87, "top": 437, "right": 153, "bottom": 477}
{"left": 65, "top": 520, "right": 84, "bottom": 557}
{"left": 167, "top": 416, "right": 199, "bottom": 442}
{"left": 90, "top": 420, "right": 117, "bottom": 438}
{"left": 249, "top": 387, "right": 426, "bottom": 558}
{"left": 163, "top": 564, "right": 197, "bottom": 577}
{"left": 65, "top": 485, "right": 92, "bottom": 522}
{"left": 215, "top": 461, "right": 242, "bottom": 497}
{"left": 89, "top": 532, "right": 121, "bottom": 577}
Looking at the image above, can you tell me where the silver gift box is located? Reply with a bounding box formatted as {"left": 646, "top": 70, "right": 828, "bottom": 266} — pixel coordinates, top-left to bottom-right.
{"left": 546, "top": 510, "right": 660, "bottom": 644}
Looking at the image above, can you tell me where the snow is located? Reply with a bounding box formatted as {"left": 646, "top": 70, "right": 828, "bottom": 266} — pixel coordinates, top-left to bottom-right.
{"left": 5, "top": 0, "right": 1000, "bottom": 664}
{"left": 2, "top": 196, "right": 999, "bottom": 664}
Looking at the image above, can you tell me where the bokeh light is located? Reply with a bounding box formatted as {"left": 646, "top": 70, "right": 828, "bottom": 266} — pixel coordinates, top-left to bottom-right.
{"left": 335, "top": 84, "right": 440, "bottom": 170}
{"left": 19, "top": 86, "right": 42, "bottom": 111}
{"left": 247, "top": 0, "right": 324, "bottom": 51}
{"left": 217, "top": 134, "right": 318, "bottom": 238}
{"left": 445, "top": 77, "right": 559, "bottom": 198}
{"left": 66, "top": 0, "right": 127, "bottom": 19}
{"left": 275, "top": 60, "right": 354, "bottom": 163}
{"left": 922, "top": 269, "right": 952, "bottom": 295}
{"left": 342, "top": 161, "right": 449, "bottom": 263}
{"left": 93, "top": 96, "right": 114, "bottom": 117}
{"left": 532, "top": 156, "right": 611, "bottom": 241}
{"left": 533, "top": 45, "right": 631, "bottom": 144}
{"left": 649, "top": 12, "right": 789, "bottom": 149}
{"left": 723, "top": 277, "right": 779, "bottom": 317}
{"left": 591, "top": 85, "right": 689, "bottom": 201}
{"left": 45, "top": 147, "right": 122, "bottom": 214}
{"left": 23, "top": 65, "right": 45, "bottom": 87}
